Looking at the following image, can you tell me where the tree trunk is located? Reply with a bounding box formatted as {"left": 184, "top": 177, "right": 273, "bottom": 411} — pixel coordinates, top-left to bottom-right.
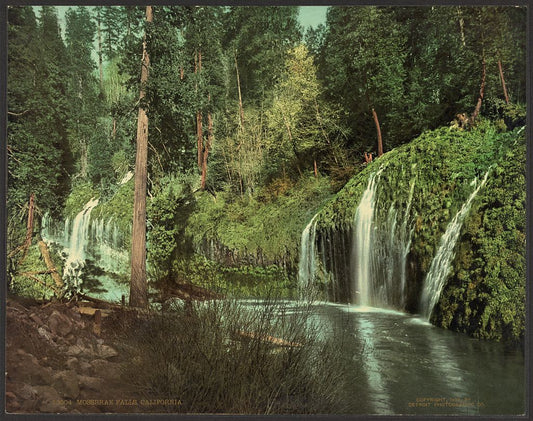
{"left": 372, "top": 108, "right": 383, "bottom": 157}
{"left": 129, "top": 5, "right": 152, "bottom": 309}
{"left": 234, "top": 49, "right": 245, "bottom": 130}
{"left": 197, "top": 111, "right": 203, "bottom": 169}
{"left": 195, "top": 51, "right": 203, "bottom": 169}
{"left": 457, "top": 7, "right": 466, "bottom": 48}
{"left": 498, "top": 59, "right": 510, "bottom": 104}
{"left": 201, "top": 110, "right": 213, "bottom": 190}
{"left": 19, "top": 193, "right": 35, "bottom": 263}
{"left": 313, "top": 160, "right": 318, "bottom": 178}
{"left": 96, "top": 8, "right": 103, "bottom": 90}
{"left": 470, "top": 56, "right": 486, "bottom": 124}
{"left": 80, "top": 139, "right": 88, "bottom": 178}
{"left": 38, "top": 240, "right": 64, "bottom": 290}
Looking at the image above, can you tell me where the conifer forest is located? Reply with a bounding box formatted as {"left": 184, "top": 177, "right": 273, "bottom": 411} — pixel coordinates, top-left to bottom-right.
{"left": 5, "top": 5, "right": 527, "bottom": 416}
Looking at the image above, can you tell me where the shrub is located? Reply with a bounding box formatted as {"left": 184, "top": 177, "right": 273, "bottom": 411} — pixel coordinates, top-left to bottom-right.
{"left": 119, "top": 297, "right": 359, "bottom": 414}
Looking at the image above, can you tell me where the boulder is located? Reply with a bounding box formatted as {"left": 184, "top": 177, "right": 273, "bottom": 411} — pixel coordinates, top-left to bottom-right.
{"left": 10, "top": 351, "right": 53, "bottom": 385}
{"left": 96, "top": 344, "right": 118, "bottom": 359}
{"left": 29, "top": 313, "right": 44, "bottom": 326}
{"left": 37, "top": 327, "right": 56, "bottom": 344}
{"left": 90, "top": 359, "right": 121, "bottom": 379}
{"left": 78, "top": 375, "right": 105, "bottom": 391}
{"left": 48, "top": 310, "right": 73, "bottom": 337}
{"left": 52, "top": 370, "right": 80, "bottom": 400}
{"left": 66, "top": 345, "right": 84, "bottom": 357}
{"left": 79, "top": 361, "right": 92, "bottom": 373}
{"left": 66, "top": 357, "right": 79, "bottom": 371}
{"left": 5, "top": 391, "right": 20, "bottom": 412}
{"left": 34, "top": 385, "right": 67, "bottom": 413}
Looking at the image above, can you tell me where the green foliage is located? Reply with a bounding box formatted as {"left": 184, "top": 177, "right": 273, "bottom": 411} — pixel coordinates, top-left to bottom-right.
{"left": 186, "top": 175, "right": 333, "bottom": 269}
{"left": 315, "top": 123, "right": 525, "bottom": 342}
{"left": 63, "top": 182, "right": 98, "bottom": 219}
{"left": 146, "top": 174, "right": 196, "bottom": 282}
{"left": 92, "top": 177, "right": 134, "bottom": 239}
{"left": 171, "top": 256, "right": 293, "bottom": 298}
{"left": 7, "top": 6, "right": 73, "bottom": 218}
{"left": 10, "top": 245, "right": 60, "bottom": 300}
{"left": 223, "top": 6, "right": 302, "bottom": 103}
{"left": 433, "top": 129, "right": 525, "bottom": 343}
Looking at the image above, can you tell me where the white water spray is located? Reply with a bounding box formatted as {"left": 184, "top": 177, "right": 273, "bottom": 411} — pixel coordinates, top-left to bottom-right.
{"left": 420, "top": 171, "right": 490, "bottom": 319}
{"left": 298, "top": 214, "right": 319, "bottom": 294}
{"left": 352, "top": 170, "right": 382, "bottom": 305}
{"left": 63, "top": 197, "right": 100, "bottom": 288}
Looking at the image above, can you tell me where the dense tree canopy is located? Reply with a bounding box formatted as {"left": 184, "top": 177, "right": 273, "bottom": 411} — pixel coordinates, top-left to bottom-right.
{"left": 7, "top": 5, "right": 526, "bottom": 279}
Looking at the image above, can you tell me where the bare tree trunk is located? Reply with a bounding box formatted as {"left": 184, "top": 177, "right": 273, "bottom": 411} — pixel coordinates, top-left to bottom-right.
{"left": 195, "top": 51, "right": 203, "bottom": 169}
{"left": 457, "top": 7, "right": 466, "bottom": 48}
{"left": 19, "top": 193, "right": 35, "bottom": 263}
{"left": 201, "top": 109, "right": 213, "bottom": 190}
{"left": 234, "top": 49, "right": 245, "bottom": 130}
{"left": 196, "top": 111, "right": 203, "bottom": 169}
{"left": 470, "top": 56, "right": 486, "bottom": 124}
{"left": 130, "top": 5, "right": 152, "bottom": 309}
{"left": 38, "top": 240, "right": 64, "bottom": 290}
{"left": 498, "top": 59, "right": 510, "bottom": 104}
{"left": 80, "top": 139, "right": 88, "bottom": 179}
{"left": 313, "top": 160, "right": 318, "bottom": 178}
{"left": 372, "top": 108, "right": 383, "bottom": 157}
{"left": 96, "top": 8, "right": 103, "bottom": 90}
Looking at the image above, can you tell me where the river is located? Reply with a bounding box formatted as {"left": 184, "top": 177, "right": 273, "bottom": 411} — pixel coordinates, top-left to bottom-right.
{"left": 242, "top": 299, "right": 525, "bottom": 416}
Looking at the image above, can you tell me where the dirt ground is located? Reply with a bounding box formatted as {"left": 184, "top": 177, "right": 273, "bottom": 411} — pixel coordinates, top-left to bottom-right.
{"left": 5, "top": 294, "right": 187, "bottom": 414}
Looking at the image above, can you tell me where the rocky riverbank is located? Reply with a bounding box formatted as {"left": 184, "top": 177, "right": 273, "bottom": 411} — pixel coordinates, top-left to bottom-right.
{"left": 5, "top": 297, "right": 147, "bottom": 414}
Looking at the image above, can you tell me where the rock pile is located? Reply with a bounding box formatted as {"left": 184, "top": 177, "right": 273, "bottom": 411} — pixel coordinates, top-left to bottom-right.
{"left": 5, "top": 298, "right": 127, "bottom": 414}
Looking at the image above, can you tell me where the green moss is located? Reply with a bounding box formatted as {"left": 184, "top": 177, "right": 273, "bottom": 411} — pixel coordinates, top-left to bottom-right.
{"left": 63, "top": 182, "right": 98, "bottom": 219}
{"left": 92, "top": 177, "right": 134, "bottom": 243}
{"left": 186, "top": 175, "right": 333, "bottom": 267}
{"left": 313, "top": 122, "right": 525, "bottom": 343}
{"left": 433, "top": 129, "right": 526, "bottom": 343}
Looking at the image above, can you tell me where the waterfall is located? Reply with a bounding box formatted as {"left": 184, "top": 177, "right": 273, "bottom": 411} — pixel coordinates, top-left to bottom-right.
{"left": 63, "top": 197, "right": 99, "bottom": 288}
{"left": 352, "top": 170, "right": 382, "bottom": 306}
{"left": 420, "top": 171, "right": 490, "bottom": 319}
{"left": 298, "top": 167, "right": 416, "bottom": 309}
{"left": 298, "top": 214, "right": 319, "bottom": 294}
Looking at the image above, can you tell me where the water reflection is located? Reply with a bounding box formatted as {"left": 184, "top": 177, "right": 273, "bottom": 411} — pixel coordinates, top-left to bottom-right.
{"left": 241, "top": 300, "right": 525, "bottom": 415}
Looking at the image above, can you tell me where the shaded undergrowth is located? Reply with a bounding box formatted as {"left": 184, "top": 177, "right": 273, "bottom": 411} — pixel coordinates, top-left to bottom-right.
{"left": 118, "top": 296, "right": 360, "bottom": 414}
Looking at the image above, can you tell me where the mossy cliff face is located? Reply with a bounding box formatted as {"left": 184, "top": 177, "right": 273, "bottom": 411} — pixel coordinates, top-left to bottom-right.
{"left": 185, "top": 176, "right": 333, "bottom": 274}
{"left": 433, "top": 134, "right": 526, "bottom": 343}
{"left": 313, "top": 122, "right": 525, "bottom": 342}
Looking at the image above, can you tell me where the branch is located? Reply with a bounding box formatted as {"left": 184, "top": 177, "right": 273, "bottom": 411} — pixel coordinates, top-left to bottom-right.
{"left": 8, "top": 110, "right": 30, "bottom": 117}
{"left": 19, "top": 272, "right": 61, "bottom": 296}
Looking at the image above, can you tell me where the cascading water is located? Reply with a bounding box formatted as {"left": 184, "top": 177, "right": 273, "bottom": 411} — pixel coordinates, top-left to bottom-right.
{"left": 298, "top": 214, "right": 319, "bottom": 294}
{"left": 351, "top": 170, "right": 382, "bottom": 306}
{"left": 41, "top": 197, "right": 131, "bottom": 300}
{"left": 63, "top": 197, "right": 99, "bottom": 288}
{"left": 300, "top": 167, "right": 417, "bottom": 309}
{"left": 420, "top": 171, "right": 490, "bottom": 319}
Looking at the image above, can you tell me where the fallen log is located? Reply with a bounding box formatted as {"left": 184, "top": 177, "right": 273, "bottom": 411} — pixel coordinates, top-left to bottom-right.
{"left": 19, "top": 272, "right": 61, "bottom": 296}
{"left": 77, "top": 306, "right": 113, "bottom": 318}
{"left": 38, "top": 240, "right": 63, "bottom": 289}
{"left": 236, "top": 330, "right": 302, "bottom": 348}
